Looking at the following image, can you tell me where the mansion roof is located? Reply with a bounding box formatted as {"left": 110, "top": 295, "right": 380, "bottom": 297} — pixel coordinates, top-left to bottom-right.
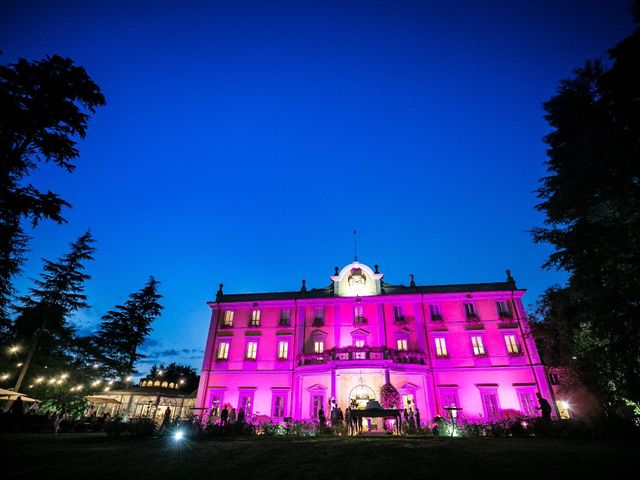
{"left": 212, "top": 261, "right": 521, "bottom": 304}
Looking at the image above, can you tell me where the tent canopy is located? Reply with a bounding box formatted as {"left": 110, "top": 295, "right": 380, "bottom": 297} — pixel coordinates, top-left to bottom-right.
{"left": 85, "top": 395, "right": 121, "bottom": 405}
{"left": 0, "top": 388, "right": 39, "bottom": 403}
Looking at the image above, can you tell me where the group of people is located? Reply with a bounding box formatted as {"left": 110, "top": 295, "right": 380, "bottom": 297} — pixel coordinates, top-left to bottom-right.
{"left": 216, "top": 405, "right": 246, "bottom": 426}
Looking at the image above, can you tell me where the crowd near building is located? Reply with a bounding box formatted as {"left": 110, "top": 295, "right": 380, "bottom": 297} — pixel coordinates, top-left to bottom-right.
{"left": 196, "top": 261, "right": 560, "bottom": 426}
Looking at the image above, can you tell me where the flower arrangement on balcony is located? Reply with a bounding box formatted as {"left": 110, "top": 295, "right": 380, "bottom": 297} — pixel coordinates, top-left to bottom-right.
{"left": 388, "top": 349, "right": 426, "bottom": 364}
{"left": 334, "top": 345, "right": 385, "bottom": 354}
{"left": 465, "top": 312, "right": 479, "bottom": 321}
{"left": 431, "top": 314, "right": 443, "bottom": 322}
{"left": 507, "top": 350, "right": 524, "bottom": 357}
{"left": 380, "top": 383, "right": 401, "bottom": 409}
{"left": 353, "top": 317, "right": 367, "bottom": 325}
{"left": 297, "top": 352, "right": 329, "bottom": 365}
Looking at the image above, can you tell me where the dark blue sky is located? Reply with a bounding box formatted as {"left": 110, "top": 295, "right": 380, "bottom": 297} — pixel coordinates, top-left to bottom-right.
{"left": 1, "top": 1, "right": 633, "bottom": 373}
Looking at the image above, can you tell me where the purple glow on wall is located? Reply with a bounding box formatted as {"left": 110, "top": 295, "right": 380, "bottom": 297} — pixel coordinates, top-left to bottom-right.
{"left": 196, "top": 262, "right": 554, "bottom": 425}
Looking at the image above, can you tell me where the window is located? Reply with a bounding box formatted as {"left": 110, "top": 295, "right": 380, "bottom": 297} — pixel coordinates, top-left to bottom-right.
{"left": 313, "top": 307, "right": 324, "bottom": 326}
{"left": 397, "top": 338, "right": 408, "bottom": 351}
{"left": 548, "top": 371, "right": 560, "bottom": 385}
{"left": 497, "top": 301, "right": 512, "bottom": 318}
{"left": 471, "top": 336, "right": 486, "bottom": 356}
{"left": 435, "top": 338, "right": 448, "bottom": 357}
{"left": 354, "top": 339, "right": 365, "bottom": 348}
{"left": 440, "top": 390, "right": 460, "bottom": 416}
{"left": 239, "top": 393, "right": 254, "bottom": 415}
{"left": 354, "top": 351, "right": 366, "bottom": 359}
{"left": 272, "top": 394, "right": 286, "bottom": 418}
{"left": 223, "top": 310, "right": 234, "bottom": 327}
{"left": 402, "top": 393, "right": 415, "bottom": 410}
{"left": 393, "top": 305, "right": 404, "bottom": 322}
{"left": 429, "top": 304, "right": 442, "bottom": 321}
{"left": 314, "top": 340, "right": 325, "bottom": 354}
{"left": 518, "top": 391, "right": 536, "bottom": 417}
{"left": 481, "top": 391, "right": 500, "bottom": 419}
{"left": 216, "top": 341, "right": 230, "bottom": 360}
{"left": 209, "top": 394, "right": 222, "bottom": 417}
{"left": 280, "top": 309, "right": 291, "bottom": 325}
{"left": 504, "top": 335, "right": 520, "bottom": 354}
{"left": 250, "top": 309, "right": 261, "bottom": 327}
{"left": 464, "top": 303, "right": 477, "bottom": 319}
{"left": 277, "top": 341, "right": 289, "bottom": 360}
{"left": 246, "top": 341, "right": 258, "bottom": 360}
{"left": 556, "top": 400, "right": 571, "bottom": 419}
{"left": 311, "top": 394, "right": 325, "bottom": 419}
{"left": 354, "top": 306, "right": 365, "bottom": 324}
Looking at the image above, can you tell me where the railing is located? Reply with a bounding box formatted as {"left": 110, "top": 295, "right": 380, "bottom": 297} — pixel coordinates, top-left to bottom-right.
{"left": 353, "top": 317, "right": 367, "bottom": 326}
{"left": 297, "top": 347, "right": 426, "bottom": 365}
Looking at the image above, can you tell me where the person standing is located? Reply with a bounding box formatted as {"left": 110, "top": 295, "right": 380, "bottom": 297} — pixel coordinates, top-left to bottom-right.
{"left": 8, "top": 396, "right": 24, "bottom": 431}
{"left": 220, "top": 405, "right": 229, "bottom": 426}
{"left": 536, "top": 392, "right": 552, "bottom": 420}
{"left": 162, "top": 407, "right": 172, "bottom": 429}
{"left": 229, "top": 407, "right": 237, "bottom": 424}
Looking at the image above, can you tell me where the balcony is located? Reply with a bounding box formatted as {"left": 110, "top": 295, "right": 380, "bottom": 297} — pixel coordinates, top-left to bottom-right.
{"left": 297, "top": 347, "right": 426, "bottom": 365}
{"left": 465, "top": 312, "right": 480, "bottom": 322}
{"left": 353, "top": 317, "right": 367, "bottom": 326}
{"left": 393, "top": 315, "right": 406, "bottom": 325}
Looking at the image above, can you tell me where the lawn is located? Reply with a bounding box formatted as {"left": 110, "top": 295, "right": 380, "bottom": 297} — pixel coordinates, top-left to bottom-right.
{"left": 1, "top": 434, "right": 638, "bottom": 479}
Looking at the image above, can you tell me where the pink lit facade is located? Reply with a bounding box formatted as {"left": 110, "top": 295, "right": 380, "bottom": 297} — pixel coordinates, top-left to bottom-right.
{"left": 196, "top": 262, "right": 556, "bottom": 425}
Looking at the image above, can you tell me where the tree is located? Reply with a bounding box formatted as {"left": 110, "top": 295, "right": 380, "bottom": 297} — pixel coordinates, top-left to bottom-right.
{"left": 0, "top": 55, "right": 105, "bottom": 320}
{"left": 148, "top": 362, "right": 199, "bottom": 391}
{"left": 10, "top": 230, "right": 96, "bottom": 392}
{"left": 94, "top": 277, "right": 163, "bottom": 378}
{"left": 532, "top": 8, "right": 640, "bottom": 408}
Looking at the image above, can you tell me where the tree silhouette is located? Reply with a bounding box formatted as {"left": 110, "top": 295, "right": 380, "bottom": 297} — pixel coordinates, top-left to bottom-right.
{"left": 11, "top": 230, "right": 96, "bottom": 391}
{"left": 533, "top": 8, "right": 640, "bottom": 407}
{"left": 0, "top": 55, "right": 105, "bottom": 320}
{"left": 94, "top": 277, "right": 163, "bottom": 378}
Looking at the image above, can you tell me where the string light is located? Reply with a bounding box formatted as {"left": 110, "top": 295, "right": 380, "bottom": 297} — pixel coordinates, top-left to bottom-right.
{"left": 17, "top": 363, "right": 23, "bottom": 367}
{"left": 9, "top": 345, "right": 20, "bottom": 354}
{"left": 1, "top": 373, "right": 9, "bottom": 381}
{"left": 35, "top": 377, "right": 44, "bottom": 383}
{"left": 125, "top": 376, "right": 133, "bottom": 382}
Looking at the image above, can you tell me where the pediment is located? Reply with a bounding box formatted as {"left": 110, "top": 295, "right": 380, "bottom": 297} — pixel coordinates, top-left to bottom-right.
{"left": 307, "top": 384, "right": 328, "bottom": 392}
{"left": 350, "top": 328, "right": 370, "bottom": 336}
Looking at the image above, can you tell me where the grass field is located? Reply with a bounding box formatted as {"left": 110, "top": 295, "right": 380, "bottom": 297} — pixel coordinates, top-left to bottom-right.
{"left": 1, "top": 433, "right": 638, "bottom": 479}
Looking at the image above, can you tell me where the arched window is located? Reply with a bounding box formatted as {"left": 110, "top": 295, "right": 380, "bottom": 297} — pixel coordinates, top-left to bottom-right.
{"left": 154, "top": 380, "right": 160, "bottom": 387}
{"left": 161, "top": 381, "right": 168, "bottom": 388}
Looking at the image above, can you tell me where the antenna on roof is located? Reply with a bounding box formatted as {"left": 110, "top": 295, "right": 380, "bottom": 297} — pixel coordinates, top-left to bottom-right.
{"left": 353, "top": 229, "right": 358, "bottom": 262}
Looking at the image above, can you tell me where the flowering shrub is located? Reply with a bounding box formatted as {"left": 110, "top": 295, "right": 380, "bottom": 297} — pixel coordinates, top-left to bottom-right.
{"left": 380, "top": 383, "right": 400, "bottom": 409}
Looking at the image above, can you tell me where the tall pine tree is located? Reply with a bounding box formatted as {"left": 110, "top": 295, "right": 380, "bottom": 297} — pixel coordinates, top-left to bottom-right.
{"left": 11, "top": 230, "right": 95, "bottom": 391}
{"left": 94, "top": 277, "right": 163, "bottom": 378}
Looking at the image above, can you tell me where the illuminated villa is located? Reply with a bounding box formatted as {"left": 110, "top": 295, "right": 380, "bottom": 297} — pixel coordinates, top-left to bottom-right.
{"left": 195, "top": 261, "right": 557, "bottom": 426}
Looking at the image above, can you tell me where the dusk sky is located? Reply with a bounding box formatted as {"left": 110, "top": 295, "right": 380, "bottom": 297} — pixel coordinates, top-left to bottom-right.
{"left": 1, "top": 1, "right": 633, "bottom": 374}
